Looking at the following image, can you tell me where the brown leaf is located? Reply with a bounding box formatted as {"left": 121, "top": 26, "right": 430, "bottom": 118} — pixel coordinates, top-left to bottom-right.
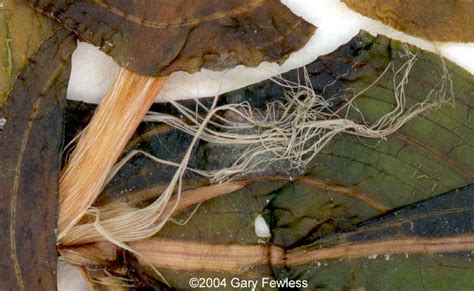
{"left": 343, "top": 0, "right": 474, "bottom": 42}
{"left": 0, "top": 29, "right": 76, "bottom": 290}
{"left": 28, "top": 0, "right": 316, "bottom": 76}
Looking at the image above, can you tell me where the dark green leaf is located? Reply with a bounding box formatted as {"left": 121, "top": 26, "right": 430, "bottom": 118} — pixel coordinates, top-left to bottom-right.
{"left": 120, "top": 184, "right": 474, "bottom": 289}
{"left": 284, "top": 185, "right": 474, "bottom": 289}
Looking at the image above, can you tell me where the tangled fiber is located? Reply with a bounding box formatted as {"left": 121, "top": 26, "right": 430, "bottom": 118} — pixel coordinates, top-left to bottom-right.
{"left": 60, "top": 49, "right": 453, "bottom": 254}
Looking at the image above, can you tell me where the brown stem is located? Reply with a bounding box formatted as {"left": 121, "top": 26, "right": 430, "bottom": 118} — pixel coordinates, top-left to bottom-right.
{"left": 130, "top": 239, "right": 286, "bottom": 273}
{"left": 128, "top": 235, "right": 474, "bottom": 272}
{"left": 60, "top": 234, "right": 474, "bottom": 272}
{"left": 58, "top": 68, "right": 167, "bottom": 238}
{"left": 98, "top": 175, "right": 389, "bottom": 218}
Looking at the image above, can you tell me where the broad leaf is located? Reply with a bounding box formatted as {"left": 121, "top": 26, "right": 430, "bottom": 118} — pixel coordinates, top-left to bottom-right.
{"left": 132, "top": 185, "right": 473, "bottom": 289}
{"left": 28, "top": 0, "right": 316, "bottom": 76}
{"left": 285, "top": 185, "right": 474, "bottom": 289}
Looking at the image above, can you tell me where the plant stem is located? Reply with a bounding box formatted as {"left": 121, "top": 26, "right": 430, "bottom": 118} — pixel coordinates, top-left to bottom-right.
{"left": 58, "top": 68, "right": 167, "bottom": 239}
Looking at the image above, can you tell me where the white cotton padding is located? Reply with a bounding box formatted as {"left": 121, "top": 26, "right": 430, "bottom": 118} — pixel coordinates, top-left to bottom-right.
{"left": 67, "top": 41, "right": 118, "bottom": 104}
{"left": 254, "top": 214, "right": 272, "bottom": 238}
{"left": 57, "top": 261, "right": 88, "bottom": 291}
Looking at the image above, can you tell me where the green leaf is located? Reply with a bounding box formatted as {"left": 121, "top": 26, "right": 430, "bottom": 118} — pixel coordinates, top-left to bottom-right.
{"left": 285, "top": 185, "right": 474, "bottom": 289}
{"left": 98, "top": 184, "right": 474, "bottom": 289}
{"left": 28, "top": 0, "right": 316, "bottom": 76}
{"left": 0, "top": 29, "right": 76, "bottom": 290}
